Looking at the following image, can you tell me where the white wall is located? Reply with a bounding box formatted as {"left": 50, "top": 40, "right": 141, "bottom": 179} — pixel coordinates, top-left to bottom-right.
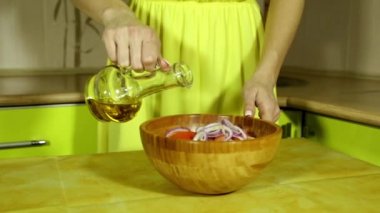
{"left": 284, "top": 0, "right": 380, "bottom": 77}
{"left": 0, "top": 0, "right": 106, "bottom": 69}
{"left": 1, "top": 0, "right": 380, "bottom": 77}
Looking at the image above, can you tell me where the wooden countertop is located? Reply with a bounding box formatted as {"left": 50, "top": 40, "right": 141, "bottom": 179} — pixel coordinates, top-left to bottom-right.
{"left": 1, "top": 67, "right": 380, "bottom": 127}
{"left": 0, "top": 68, "right": 94, "bottom": 106}
{"left": 278, "top": 67, "right": 380, "bottom": 127}
{"left": 0, "top": 138, "right": 379, "bottom": 212}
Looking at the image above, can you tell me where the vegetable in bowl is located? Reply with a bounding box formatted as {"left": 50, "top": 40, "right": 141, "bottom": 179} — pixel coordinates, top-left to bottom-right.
{"left": 166, "top": 118, "right": 254, "bottom": 141}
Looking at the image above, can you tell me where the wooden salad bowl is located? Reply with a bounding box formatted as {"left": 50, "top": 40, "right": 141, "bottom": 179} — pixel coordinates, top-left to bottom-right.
{"left": 139, "top": 114, "right": 282, "bottom": 195}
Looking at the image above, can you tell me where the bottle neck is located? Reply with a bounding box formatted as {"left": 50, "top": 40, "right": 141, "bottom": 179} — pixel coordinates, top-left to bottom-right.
{"left": 136, "top": 63, "right": 193, "bottom": 98}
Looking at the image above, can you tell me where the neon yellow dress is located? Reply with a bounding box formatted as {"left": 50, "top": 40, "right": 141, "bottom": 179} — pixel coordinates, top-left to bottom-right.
{"left": 103, "top": 0, "right": 264, "bottom": 151}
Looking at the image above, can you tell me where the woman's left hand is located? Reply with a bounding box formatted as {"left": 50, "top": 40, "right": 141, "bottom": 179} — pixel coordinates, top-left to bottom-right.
{"left": 242, "top": 0, "right": 304, "bottom": 122}
{"left": 243, "top": 71, "right": 280, "bottom": 123}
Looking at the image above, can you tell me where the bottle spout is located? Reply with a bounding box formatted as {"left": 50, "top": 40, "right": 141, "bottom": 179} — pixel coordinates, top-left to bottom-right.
{"left": 173, "top": 63, "right": 193, "bottom": 88}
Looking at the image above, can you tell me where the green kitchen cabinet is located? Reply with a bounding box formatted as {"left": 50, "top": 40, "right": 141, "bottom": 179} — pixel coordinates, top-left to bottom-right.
{"left": 303, "top": 112, "right": 380, "bottom": 166}
{"left": 0, "top": 104, "right": 99, "bottom": 159}
{"left": 278, "top": 108, "right": 303, "bottom": 138}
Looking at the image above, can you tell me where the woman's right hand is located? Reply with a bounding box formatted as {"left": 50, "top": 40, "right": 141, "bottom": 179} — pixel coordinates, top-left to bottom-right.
{"left": 101, "top": 9, "right": 170, "bottom": 71}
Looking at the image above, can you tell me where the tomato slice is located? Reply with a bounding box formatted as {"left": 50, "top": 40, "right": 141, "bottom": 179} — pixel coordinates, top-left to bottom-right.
{"left": 168, "top": 131, "right": 196, "bottom": 140}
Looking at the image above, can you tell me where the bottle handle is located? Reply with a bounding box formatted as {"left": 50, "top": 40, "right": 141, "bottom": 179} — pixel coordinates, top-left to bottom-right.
{"left": 107, "top": 60, "right": 162, "bottom": 79}
{"left": 120, "top": 65, "right": 162, "bottom": 79}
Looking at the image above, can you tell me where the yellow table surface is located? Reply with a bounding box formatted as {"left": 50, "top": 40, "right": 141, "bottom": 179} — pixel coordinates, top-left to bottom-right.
{"left": 1, "top": 138, "right": 380, "bottom": 212}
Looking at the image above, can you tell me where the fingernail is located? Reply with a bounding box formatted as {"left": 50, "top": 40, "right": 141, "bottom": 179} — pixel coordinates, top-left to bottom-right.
{"left": 245, "top": 110, "right": 252, "bottom": 117}
{"left": 161, "top": 58, "right": 171, "bottom": 67}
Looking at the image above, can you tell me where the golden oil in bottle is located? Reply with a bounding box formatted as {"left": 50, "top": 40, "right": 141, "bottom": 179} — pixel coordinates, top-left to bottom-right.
{"left": 85, "top": 62, "right": 192, "bottom": 122}
{"left": 86, "top": 99, "right": 142, "bottom": 123}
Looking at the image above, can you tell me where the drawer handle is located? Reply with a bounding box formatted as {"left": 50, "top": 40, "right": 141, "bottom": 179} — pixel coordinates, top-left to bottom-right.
{"left": 0, "top": 140, "right": 48, "bottom": 149}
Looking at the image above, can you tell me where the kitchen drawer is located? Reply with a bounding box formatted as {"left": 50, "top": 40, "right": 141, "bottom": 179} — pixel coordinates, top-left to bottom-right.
{"left": 303, "top": 112, "right": 380, "bottom": 166}
{"left": 0, "top": 104, "right": 98, "bottom": 159}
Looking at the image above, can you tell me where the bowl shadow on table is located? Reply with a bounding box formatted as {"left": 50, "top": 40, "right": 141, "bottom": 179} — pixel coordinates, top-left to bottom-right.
{"left": 82, "top": 150, "right": 199, "bottom": 197}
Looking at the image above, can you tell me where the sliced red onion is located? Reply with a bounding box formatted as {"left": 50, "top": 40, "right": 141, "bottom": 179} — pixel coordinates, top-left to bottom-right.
{"left": 222, "top": 125, "right": 233, "bottom": 141}
{"left": 234, "top": 127, "right": 248, "bottom": 139}
{"left": 193, "top": 131, "right": 208, "bottom": 141}
{"left": 206, "top": 130, "right": 223, "bottom": 138}
{"left": 199, "top": 123, "right": 222, "bottom": 133}
{"left": 232, "top": 135, "right": 245, "bottom": 140}
{"left": 167, "top": 119, "right": 251, "bottom": 141}
{"left": 165, "top": 127, "right": 192, "bottom": 137}
{"left": 221, "top": 119, "right": 244, "bottom": 134}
